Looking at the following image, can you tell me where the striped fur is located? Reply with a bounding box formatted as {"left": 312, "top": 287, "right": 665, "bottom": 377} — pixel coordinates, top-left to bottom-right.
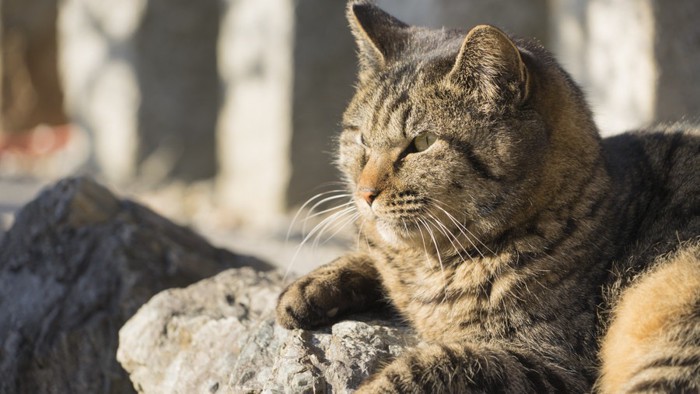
{"left": 276, "top": 2, "right": 700, "bottom": 392}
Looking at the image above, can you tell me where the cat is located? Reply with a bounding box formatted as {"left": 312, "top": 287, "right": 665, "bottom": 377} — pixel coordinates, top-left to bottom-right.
{"left": 276, "top": 1, "right": 700, "bottom": 392}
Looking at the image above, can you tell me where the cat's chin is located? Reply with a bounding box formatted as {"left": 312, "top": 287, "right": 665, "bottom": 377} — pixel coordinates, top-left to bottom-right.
{"left": 377, "top": 223, "right": 403, "bottom": 245}
{"left": 375, "top": 220, "right": 421, "bottom": 247}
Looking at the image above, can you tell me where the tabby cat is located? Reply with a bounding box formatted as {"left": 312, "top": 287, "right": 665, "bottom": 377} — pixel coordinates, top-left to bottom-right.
{"left": 276, "top": 1, "right": 700, "bottom": 392}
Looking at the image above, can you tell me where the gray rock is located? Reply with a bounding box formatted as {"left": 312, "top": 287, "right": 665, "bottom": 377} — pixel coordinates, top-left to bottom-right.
{"left": 0, "top": 177, "right": 269, "bottom": 394}
{"left": 118, "top": 269, "right": 417, "bottom": 393}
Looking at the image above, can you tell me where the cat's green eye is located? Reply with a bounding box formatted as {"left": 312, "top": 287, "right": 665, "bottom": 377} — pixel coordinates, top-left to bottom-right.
{"left": 412, "top": 132, "right": 437, "bottom": 152}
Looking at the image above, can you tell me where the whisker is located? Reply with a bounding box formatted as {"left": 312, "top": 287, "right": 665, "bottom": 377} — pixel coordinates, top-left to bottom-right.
{"left": 306, "top": 193, "right": 353, "bottom": 217}
{"left": 284, "top": 206, "right": 356, "bottom": 280}
{"left": 308, "top": 206, "right": 357, "bottom": 249}
{"left": 425, "top": 212, "right": 470, "bottom": 261}
{"left": 446, "top": 216, "right": 489, "bottom": 258}
{"left": 428, "top": 199, "right": 494, "bottom": 257}
{"left": 356, "top": 217, "right": 367, "bottom": 249}
{"left": 414, "top": 218, "right": 430, "bottom": 260}
{"left": 312, "top": 210, "right": 359, "bottom": 249}
{"left": 417, "top": 217, "right": 449, "bottom": 303}
{"left": 423, "top": 206, "right": 503, "bottom": 305}
{"left": 286, "top": 189, "right": 351, "bottom": 242}
{"left": 302, "top": 193, "right": 354, "bottom": 234}
{"left": 303, "top": 200, "right": 355, "bottom": 223}
{"left": 427, "top": 204, "right": 499, "bottom": 302}
{"left": 417, "top": 218, "right": 445, "bottom": 271}
{"left": 401, "top": 218, "right": 411, "bottom": 237}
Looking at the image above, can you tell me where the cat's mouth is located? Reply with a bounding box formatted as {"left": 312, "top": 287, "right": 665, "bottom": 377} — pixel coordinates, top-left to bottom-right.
{"left": 364, "top": 204, "right": 437, "bottom": 245}
{"left": 355, "top": 190, "right": 482, "bottom": 252}
{"left": 357, "top": 197, "right": 427, "bottom": 244}
{"left": 365, "top": 199, "right": 484, "bottom": 255}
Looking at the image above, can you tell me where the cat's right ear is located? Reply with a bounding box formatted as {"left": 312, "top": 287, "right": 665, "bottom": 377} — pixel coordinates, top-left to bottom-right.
{"left": 347, "top": 1, "right": 410, "bottom": 74}
{"left": 448, "top": 25, "right": 530, "bottom": 107}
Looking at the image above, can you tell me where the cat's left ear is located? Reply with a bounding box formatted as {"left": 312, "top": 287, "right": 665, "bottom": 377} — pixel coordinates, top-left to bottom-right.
{"left": 448, "top": 25, "right": 529, "bottom": 106}
{"left": 347, "top": 1, "right": 410, "bottom": 74}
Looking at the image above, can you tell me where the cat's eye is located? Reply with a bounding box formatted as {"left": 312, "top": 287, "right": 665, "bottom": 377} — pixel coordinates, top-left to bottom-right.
{"left": 412, "top": 132, "right": 437, "bottom": 152}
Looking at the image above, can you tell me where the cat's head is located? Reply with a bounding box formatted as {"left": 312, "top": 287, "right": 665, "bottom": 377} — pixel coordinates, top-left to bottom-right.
{"left": 339, "top": 1, "right": 601, "bottom": 253}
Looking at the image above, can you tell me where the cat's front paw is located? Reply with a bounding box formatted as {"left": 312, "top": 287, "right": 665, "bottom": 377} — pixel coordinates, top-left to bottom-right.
{"left": 276, "top": 255, "right": 383, "bottom": 330}
{"left": 276, "top": 272, "right": 346, "bottom": 330}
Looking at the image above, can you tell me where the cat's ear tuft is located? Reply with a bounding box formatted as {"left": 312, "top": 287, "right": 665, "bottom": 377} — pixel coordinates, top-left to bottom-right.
{"left": 347, "top": 1, "right": 410, "bottom": 73}
{"left": 448, "top": 25, "right": 529, "bottom": 106}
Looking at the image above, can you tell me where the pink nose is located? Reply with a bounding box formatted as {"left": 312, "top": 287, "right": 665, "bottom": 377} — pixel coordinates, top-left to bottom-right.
{"left": 359, "top": 188, "right": 378, "bottom": 206}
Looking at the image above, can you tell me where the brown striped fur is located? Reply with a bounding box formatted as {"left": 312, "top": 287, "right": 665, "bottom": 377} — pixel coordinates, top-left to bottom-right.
{"left": 276, "top": 2, "right": 700, "bottom": 392}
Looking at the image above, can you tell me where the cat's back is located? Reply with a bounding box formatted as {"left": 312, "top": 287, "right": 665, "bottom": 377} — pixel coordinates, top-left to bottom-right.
{"left": 602, "top": 123, "right": 700, "bottom": 278}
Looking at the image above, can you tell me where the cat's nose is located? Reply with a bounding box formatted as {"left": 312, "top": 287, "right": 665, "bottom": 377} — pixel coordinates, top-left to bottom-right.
{"left": 359, "top": 187, "right": 379, "bottom": 206}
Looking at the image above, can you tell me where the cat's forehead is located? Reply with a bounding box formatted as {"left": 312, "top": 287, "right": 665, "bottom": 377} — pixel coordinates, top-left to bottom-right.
{"left": 346, "top": 62, "right": 476, "bottom": 141}
{"left": 374, "top": 43, "right": 462, "bottom": 85}
{"left": 348, "top": 72, "right": 424, "bottom": 143}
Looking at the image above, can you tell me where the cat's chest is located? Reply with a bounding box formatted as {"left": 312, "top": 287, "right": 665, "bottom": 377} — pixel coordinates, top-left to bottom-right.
{"left": 373, "top": 249, "right": 515, "bottom": 341}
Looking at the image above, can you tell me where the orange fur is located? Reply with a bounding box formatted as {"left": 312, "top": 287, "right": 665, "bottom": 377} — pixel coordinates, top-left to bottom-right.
{"left": 599, "top": 244, "right": 700, "bottom": 393}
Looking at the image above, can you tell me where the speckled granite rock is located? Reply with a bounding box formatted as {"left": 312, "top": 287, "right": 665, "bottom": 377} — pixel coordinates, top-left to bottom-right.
{"left": 118, "top": 268, "right": 417, "bottom": 393}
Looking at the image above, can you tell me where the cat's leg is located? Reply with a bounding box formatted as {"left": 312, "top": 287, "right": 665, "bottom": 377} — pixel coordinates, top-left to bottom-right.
{"left": 276, "top": 252, "right": 384, "bottom": 329}
{"left": 355, "top": 342, "right": 590, "bottom": 393}
{"left": 598, "top": 243, "right": 700, "bottom": 393}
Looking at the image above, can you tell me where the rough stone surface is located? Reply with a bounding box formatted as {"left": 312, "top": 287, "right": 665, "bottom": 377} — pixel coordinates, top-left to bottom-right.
{"left": 0, "top": 177, "right": 269, "bottom": 394}
{"left": 118, "top": 269, "right": 418, "bottom": 393}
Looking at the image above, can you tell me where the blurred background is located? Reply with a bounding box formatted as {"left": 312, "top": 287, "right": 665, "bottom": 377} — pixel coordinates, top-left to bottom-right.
{"left": 1, "top": 0, "right": 699, "bottom": 272}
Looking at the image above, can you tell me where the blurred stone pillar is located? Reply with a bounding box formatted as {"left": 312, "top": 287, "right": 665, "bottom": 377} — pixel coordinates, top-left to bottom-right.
{"left": 584, "top": 0, "right": 656, "bottom": 135}
{"left": 551, "top": 0, "right": 700, "bottom": 136}
{"left": 59, "top": 0, "right": 141, "bottom": 182}
{"left": 651, "top": 2, "right": 700, "bottom": 124}
{"left": 217, "top": 0, "right": 295, "bottom": 227}
{"left": 1, "top": 0, "right": 68, "bottom": 133}
{"left": 59, "top": 0, "right": 220, "bottom": 184}
{"left": 217, "top": 0, "right": 358, "bottom": 227}
{"left": 548, "top": 0, "right": 588, "bottom": 87}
